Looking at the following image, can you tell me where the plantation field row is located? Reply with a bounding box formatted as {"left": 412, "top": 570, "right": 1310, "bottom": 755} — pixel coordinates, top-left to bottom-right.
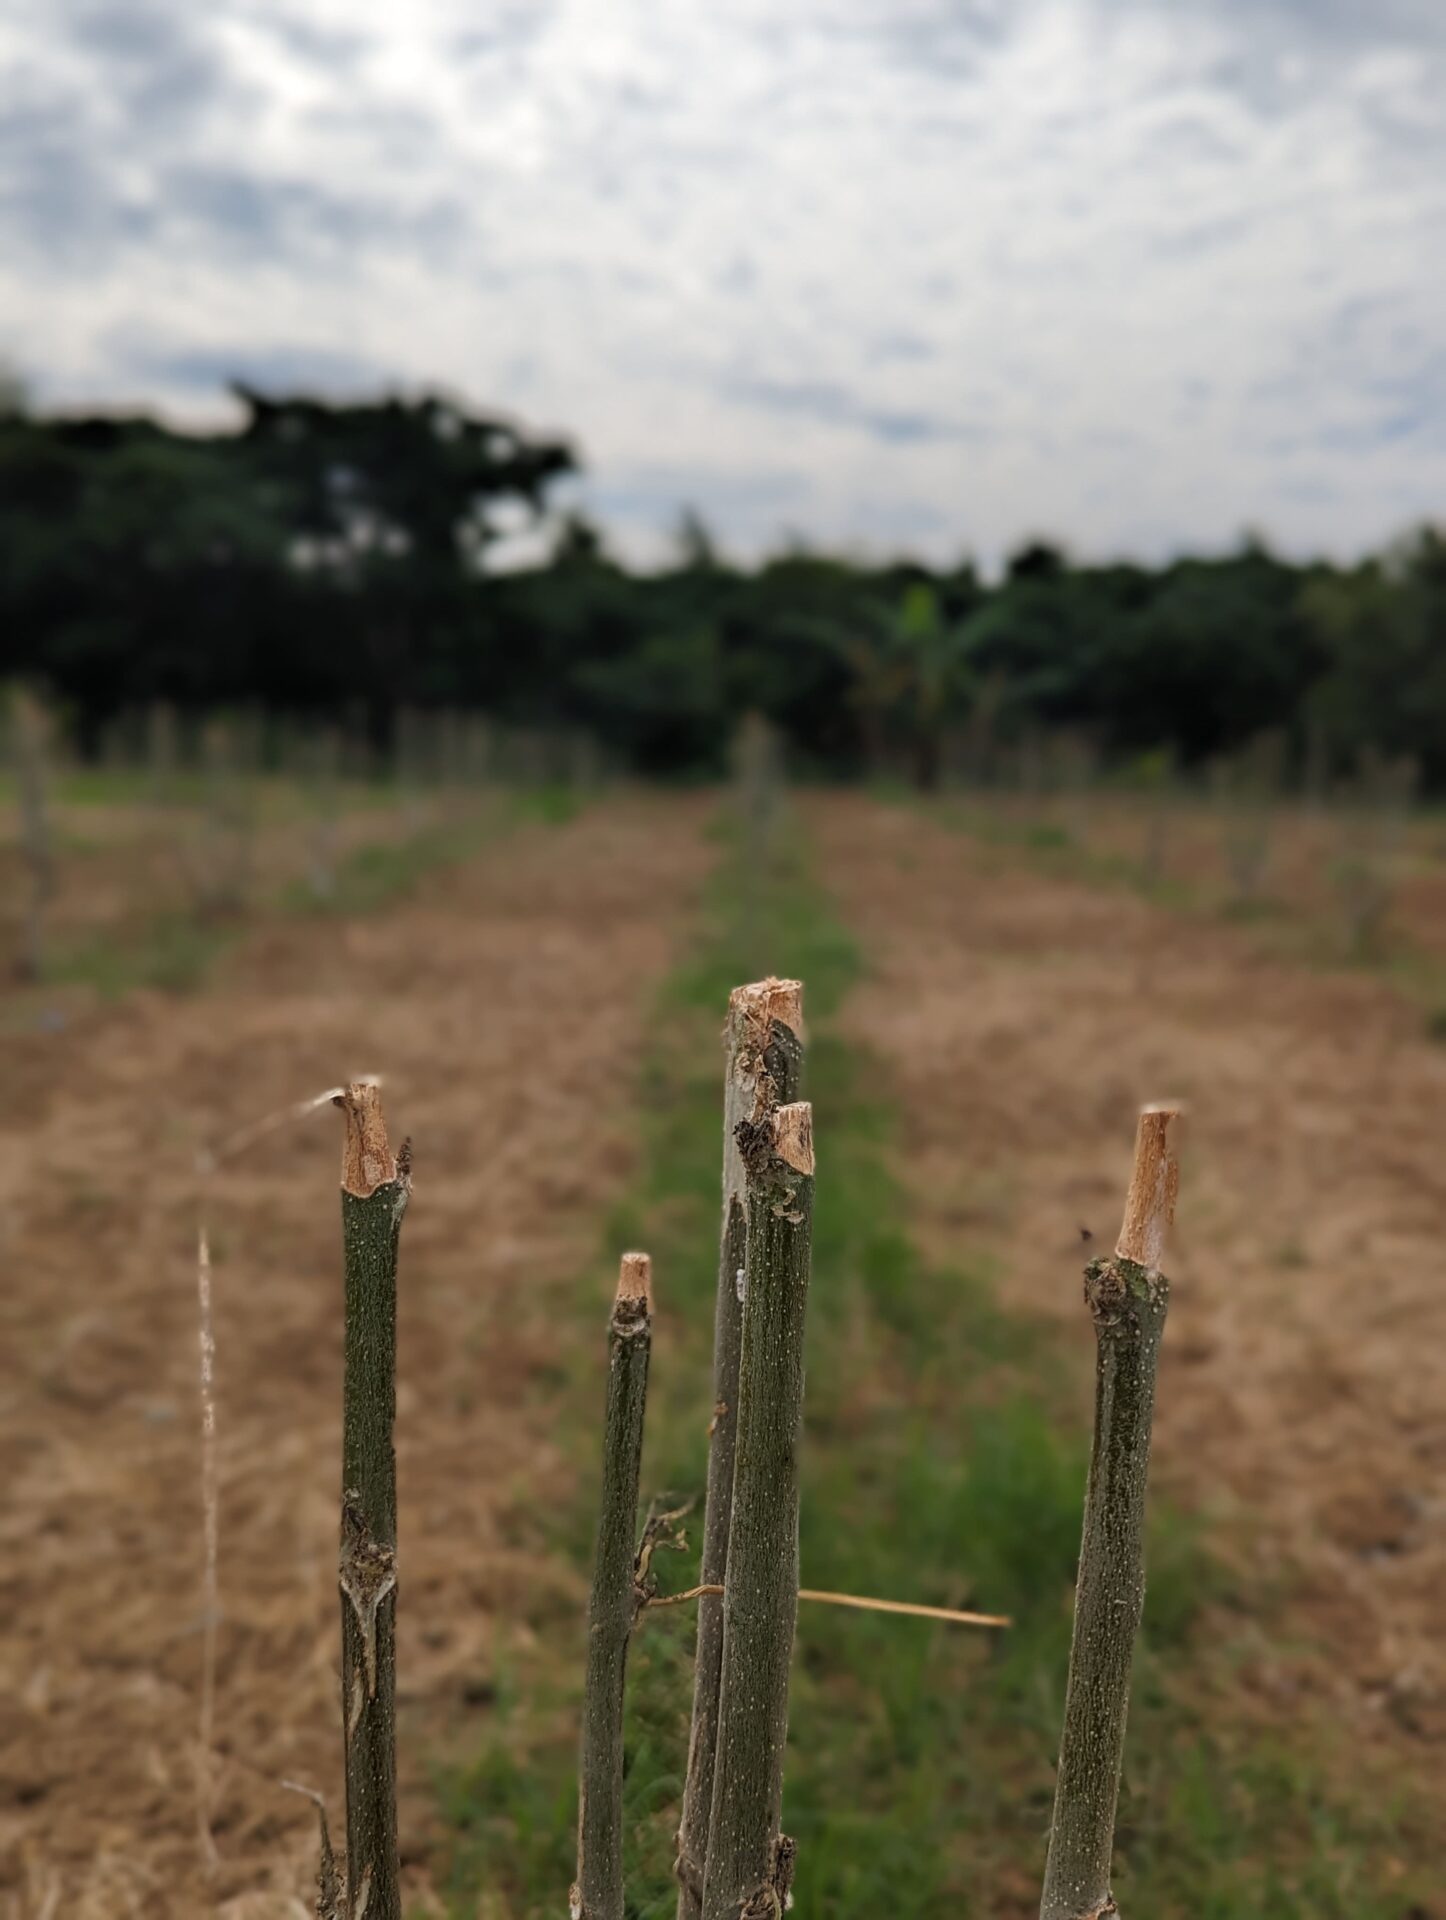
{"left": 1, "top": 790, "right": 1438, "bottom": 1917}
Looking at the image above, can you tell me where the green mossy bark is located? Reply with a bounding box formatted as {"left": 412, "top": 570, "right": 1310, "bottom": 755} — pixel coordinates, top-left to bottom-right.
{"left": 676, "top": 1007, "right": 803, "bottom": 1920}
{"left": 701, "top": 1117, "right": 813, "bottom": 1920}
{"left": 339, "top": 1177, "right": 408, "bottom": 1920}
{"left": 574, "top": 1289, "right": 653, "bottom": 1920}
{"left": 1040, "top": 1256, "right": 1169, "bottom": 1920}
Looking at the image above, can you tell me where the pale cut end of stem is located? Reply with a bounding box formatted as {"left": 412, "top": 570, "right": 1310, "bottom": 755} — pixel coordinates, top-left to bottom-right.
{"left": 1114, "top": 1103, "right": 1182, "bottom": 1270}
{"left": 723, "top": 976, "right": 806, "bottom": 1210}
{"left": 335, "top": 1082, "right": 397, "bottom": 1198}
{"left": 615, "top": 1249, "right": 654, "bottom": 1310}
{"left": 727, "top": 975, "right": 804, "bottom": 1049}
{"left": 771, "top": 1101, "right": 815, "bottom": 1177}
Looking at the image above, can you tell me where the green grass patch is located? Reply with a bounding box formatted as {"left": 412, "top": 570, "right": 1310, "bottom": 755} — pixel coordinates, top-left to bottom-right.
{"left": 282, "top": 815, "right": 489, "bottom": 918}
{"left": 45, "top": 910, "right": 234, "bottom": 996}
{"left": 286, "top": 788, "right": 582, "bottom": 918}
{"left": 24, "top": 786, "right": 583, "bottom": 1000}
{"left": 435, "top": 806, "right": 1432, "bottom": 1920}
{"left": 945, "top": 797, "right": 1188, "bottom": 902}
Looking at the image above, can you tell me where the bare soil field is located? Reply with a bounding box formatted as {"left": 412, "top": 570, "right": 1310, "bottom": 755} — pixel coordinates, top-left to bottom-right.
{"left": 975, "top": 786, "right": 1446, "bottom": 974}
{"left": 811, "top": 793, "right": 1446, "bottom": 1791}
{"left": 7, "top": 782, "right": 1442, "bottom": 1918}
{"left": 0, "top": 794, "right": 709, "bottom": 1918}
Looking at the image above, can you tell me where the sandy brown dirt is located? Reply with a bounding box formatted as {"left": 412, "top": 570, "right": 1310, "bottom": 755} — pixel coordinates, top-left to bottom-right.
{"left": 0, "top": 794, "right": 709, "bottom": 1918}
{"left": 811, "top": 793, "right": 1446, "bottom": 1783}
{"left": 967, "top": 787, "right": 1446, "bottom": 972}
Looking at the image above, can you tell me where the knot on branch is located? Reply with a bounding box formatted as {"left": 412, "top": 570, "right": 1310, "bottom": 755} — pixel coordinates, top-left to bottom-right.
{"left": 339, "top": 1493, "right": 397, "bottom": 1701}
{"left": 673, "top": 1847, "right": 703, "bottom": 1901}
{"left": 738, "top": 1889, "right": 781, "bottom": 1920}
{"left": 611, "top": 1249, "right": 652, "bottom": 1337}
{"left": 611, "top": 1293, "right": 650, "bottom": 1339}
{"left": 735, "top": 1104, "right": 813, "bottom": 1185}
{"left": 1084, "top": 1256, "right": 1167, "bottom": 1333}
{"left": 633, "top": 1499, "right": 690, "bottom": 1613}
{"left": 734, "top": 1114, "right": 775, "bottom": 1179}
{"left": 772, "top": 1834, "right": 797, "bottom": 1910}
{"left": 737, "top": 1834, "right": 797, "bottom": 1917}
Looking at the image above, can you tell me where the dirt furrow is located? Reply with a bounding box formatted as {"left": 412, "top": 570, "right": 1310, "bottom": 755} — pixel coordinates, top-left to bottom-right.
{"left": 0, "top": 794, "right": 709, "bottom": 1918}
{"left": 812, "top": 792, "right": 1446, "bottom": 1787}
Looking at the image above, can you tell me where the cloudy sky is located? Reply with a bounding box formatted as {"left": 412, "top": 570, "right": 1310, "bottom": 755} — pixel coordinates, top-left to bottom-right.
{"left": 2, "top": 0, "right": 1442, "bottom": 567}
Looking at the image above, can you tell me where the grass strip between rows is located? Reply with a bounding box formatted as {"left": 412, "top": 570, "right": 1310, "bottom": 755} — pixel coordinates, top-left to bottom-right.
{"left": 437, "top": 803, "right": 1431, "bottom": 1920}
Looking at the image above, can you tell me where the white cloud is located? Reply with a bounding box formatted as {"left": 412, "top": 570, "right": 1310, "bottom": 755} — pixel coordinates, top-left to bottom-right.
{"left": 0, "top": 0, "right": 1441, "bottom": 566}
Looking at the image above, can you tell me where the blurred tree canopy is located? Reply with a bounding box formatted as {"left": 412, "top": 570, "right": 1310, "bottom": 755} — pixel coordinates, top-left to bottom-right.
{"left": 2, "top": 387, "right": 1442, "bottom": 782}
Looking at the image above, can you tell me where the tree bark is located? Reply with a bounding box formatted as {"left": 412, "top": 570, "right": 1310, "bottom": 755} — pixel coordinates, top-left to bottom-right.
{"left": 675, "top": 982, "right": 804, "bottom": 1920}
{"left": 701, "top": 1102, "right": 814, "bottom": 1920}
{"left": 1040, "top": 1107, "right": 1180, "bottom": 1920}
{"left": 335, "top": 1084, "right": 410, "bottom": 1920}
{"left": 573, "top": 1253, "right": 654, "bottom": 1920}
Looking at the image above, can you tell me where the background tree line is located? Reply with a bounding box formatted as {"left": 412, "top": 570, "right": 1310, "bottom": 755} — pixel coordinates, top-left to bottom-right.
{"left": 3, "top": 384, "right": 1443, "bottom": 785}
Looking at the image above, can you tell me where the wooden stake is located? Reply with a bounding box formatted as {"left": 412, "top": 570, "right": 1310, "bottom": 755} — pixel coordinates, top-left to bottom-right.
{"left": 573, "top": 1253, "right": 654, "bottom": 1920}
{"left": 335, "top": 1084, "right": 410, "bottom": 1920}
{"left": 701, "top": 1102, "right": 814, "bottom": 1920}
{"left": 1039, "top": 1106, "right": 1180, "bottom": 1920}
{"left": 675, "top": 982, "right": 803, "bottom": 1920}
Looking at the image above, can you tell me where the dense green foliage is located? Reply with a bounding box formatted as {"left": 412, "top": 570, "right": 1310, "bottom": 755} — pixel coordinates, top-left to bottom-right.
{"left": 4, "top": 389, "right": 1443, "bottom": 782}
